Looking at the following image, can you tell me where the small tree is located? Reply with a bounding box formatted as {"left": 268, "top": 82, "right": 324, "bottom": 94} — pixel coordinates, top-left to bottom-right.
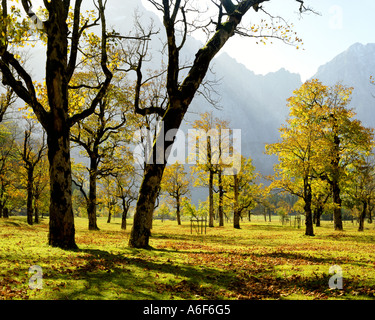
{"left": 20, "top": 121, "right": 47, "bottom": 225}
{"left": 161, "top": 162, "right": 190, "bottom": 225}
{"left": 223, "top": 156, "right": 258, "bottom": 229}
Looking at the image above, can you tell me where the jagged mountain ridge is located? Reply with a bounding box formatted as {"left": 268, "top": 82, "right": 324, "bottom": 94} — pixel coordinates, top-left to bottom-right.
{"left": 313, "top": 42, "right": 375, "bottom": 129}
{"left": 25, "top": 1, "right": 375, "bottom": 179}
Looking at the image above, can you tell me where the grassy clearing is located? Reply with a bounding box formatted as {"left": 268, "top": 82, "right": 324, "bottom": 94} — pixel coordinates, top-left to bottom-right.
{"left": 0, "top": 216, "right": 374, "bottom": 300}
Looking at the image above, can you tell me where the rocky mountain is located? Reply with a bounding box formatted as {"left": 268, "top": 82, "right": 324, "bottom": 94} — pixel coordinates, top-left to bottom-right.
{"left": 184, "top": 54, "right": 302, "bottom": 177}
{"left": 313, "top": 42, "right": 375, "bottom": 129}
{"left": 22, "top": 1, "right": 375, "bottom": 179}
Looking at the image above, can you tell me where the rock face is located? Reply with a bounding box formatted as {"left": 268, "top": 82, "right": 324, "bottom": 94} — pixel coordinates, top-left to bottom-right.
{"left": 313, "top": 42, "right": 375, "bottom": 129}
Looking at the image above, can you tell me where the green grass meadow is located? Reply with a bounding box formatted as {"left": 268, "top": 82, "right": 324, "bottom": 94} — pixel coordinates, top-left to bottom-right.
{"left": 0, "top": 216, "right": 375, "bottom": 300}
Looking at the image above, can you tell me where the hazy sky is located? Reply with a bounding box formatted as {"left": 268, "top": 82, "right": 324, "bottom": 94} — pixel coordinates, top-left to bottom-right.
{"left": 142, "top": 0, "right": 375, "bottom": 81}
{"left": 27, "top": 0, "right": 375, "bottom": 82}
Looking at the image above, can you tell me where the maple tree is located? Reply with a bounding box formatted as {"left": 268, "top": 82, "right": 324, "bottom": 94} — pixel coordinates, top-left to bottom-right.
{"left": 222, "top": 156, "right": 258, "bottom": 229}
{"left": 344, "top": 156, "right": 375, "bottom": 231}
{"left": 190, "top": 112, "right": 231, "bottom": 227}
{"left": 70, "top": 73, "right": 131, "bottom": 231}
{"left": 266, "top": 80, "right": 374, "bottom": 235}
{"left": 115, "top": 164, "right": 139, "bottom": 230}
{"left": 313, "top": 82, "right": 373, "bottom": 230}
{"left": 0, "top": 0, "right": 114, "bottom": 249}
{"left": 0, "top": 121, "right": 20, "bottom": 218}
{"left": 19, "top": 120, "right": 47, "bottom": 225}
{"left": 129, "top": 0, "right": 312, "bottom": 248}
{"left": 161, "top": 162, "right": 190, "bottom": 225}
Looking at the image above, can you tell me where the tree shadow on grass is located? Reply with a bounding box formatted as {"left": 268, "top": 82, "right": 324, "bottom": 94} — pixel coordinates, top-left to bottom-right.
{"left": 44, "top": 248, "right": 237, "bottom": 300}
{"left": 40, "top": 245, "right": 375, "bottom": 300}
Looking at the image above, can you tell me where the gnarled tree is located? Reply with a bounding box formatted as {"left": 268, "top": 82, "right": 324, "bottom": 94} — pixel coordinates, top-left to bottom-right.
{"left": 129, "top": 0, "right": 313, "bottom": 248}
{"left": 0, "top": 0, "right": 113, "bottom": 249}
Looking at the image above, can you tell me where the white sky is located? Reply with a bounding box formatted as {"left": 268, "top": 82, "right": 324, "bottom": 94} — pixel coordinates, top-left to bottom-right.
{"left": 141, "top": 0, "right": 375, "bottom": 81}
{"left": 23, "top": 0, "right": 375, "bottom": 82}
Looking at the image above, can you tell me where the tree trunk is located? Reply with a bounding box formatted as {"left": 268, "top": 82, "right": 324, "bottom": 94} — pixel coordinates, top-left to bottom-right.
{"left": 129, "top": 162, "right": 165, "bottom": 248}
{"left": 88, "top": 159, "right": 99, "bottom": 230}
{"left": 121, "top": 207, "right": 128, "bottom": 230}
{"left": 107, "top": 204, "right": 112, "bottom": 223}
{"left": 218, "top": 172, "right": 224, "bottom": 227}
{"left": 176, "top": 194, "right": 181, "bottom": 225}
{"left": 358, "top": 200, "right": 367, "bottom": 232}
{"left": 0, "top": 205, "right": 2, "bottom": 218}
{"left": 367, "top": 199, "right": 372, "bottom": 224}
{"left": 26, "top": 167, "right": 34, "bottom": 225}
{"left": 34, "top": 205, "right": 39, "bottom": 224}
{"left": 129, "top": 106, "right": 184, "bottom": 249}
{"left": 3, "top": 207, "right": 9, "bottom": 219}
{"left": 263, "top": 208, "right": 267, "bottom": 222}
{"left": 233, "top": 174, "right": 240, "bottom": 229}
{"left": 313, "top": 206, "right": 323, "bottom": 227}
{"left": 47, "top": 130, "right": 77, "bottom": 249}
{"left": 316, "top": 207, "right": 322, "bottom": 227}
{"left": 208, "top": 170, "right": 214, "bottom": 227}
{"left": 45, "top": 7, "right": 77, "bottom": 250}
{"left": 332, "top": 180, "right": 343, "bottom": 231}
{"left": 304, "top": 179, "right": 314, "bottom": 236}
{"left": 331, "top": 132, "right": 343, "bottom": 231}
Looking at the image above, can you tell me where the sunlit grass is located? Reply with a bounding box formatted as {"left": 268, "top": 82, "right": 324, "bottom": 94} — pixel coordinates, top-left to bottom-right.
{"left": 0, "top": 215, "right": 374, "bottom": 300}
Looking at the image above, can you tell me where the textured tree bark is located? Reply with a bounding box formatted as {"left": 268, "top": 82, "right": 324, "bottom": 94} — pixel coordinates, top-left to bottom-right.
{"left": 129, "top": 162, "right": 166, "bottom": 248}
{"left": 47, "top": 130, "right": 77, "bottom": 249}
{"left": 45, "top": 5, "right": 77, "bottom": 249}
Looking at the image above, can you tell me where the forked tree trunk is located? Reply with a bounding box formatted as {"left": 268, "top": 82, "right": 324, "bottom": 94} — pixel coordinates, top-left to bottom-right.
{"left": 129, "top": 106, "right": 185, "bottom": 248}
